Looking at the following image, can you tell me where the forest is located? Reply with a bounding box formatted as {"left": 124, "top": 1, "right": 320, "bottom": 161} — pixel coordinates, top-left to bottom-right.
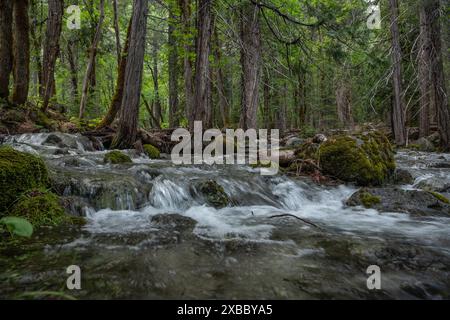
{"left": 0, "top": 0, "right": 450, "bottom": 300}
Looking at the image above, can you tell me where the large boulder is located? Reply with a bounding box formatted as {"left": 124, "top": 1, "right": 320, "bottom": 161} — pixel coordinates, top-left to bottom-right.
{"left": 318, "top": 131, "right": 395, "bottom": 186}
{"left": 347, "top": 187, "right": 450, "bottom": 217}
{"left": 0, "top": 146, "right": 48, "bottom": 213}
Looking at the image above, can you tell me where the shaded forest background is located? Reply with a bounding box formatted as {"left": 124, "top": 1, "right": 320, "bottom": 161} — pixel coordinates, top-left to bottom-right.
{"left": 0, "top": 0, "right": 449, "bottom": 149}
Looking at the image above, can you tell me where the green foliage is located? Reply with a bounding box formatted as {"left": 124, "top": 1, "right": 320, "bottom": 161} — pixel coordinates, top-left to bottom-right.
{"left": 10, "top": 189, "right": 67, "bottom": 227}
{"left": 104, "top": 151, "right": 132, "bottom": 164}
{"left": 0, "top": 217, "right": 33, "bottom": 238}
{"left": 0, "top": 147, "right": 49, "bottom": 213}
{"left": 143, "top": 144, "right": 161, "bottom": 159}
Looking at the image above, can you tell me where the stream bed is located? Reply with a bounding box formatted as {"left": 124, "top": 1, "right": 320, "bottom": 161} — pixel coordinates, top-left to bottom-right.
{"left": 1, "top": 133, "right": 449, "bottom": 299}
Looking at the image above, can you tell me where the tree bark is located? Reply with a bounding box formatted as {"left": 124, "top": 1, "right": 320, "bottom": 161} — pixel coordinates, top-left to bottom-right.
{"left": 0, "top": 0, "right": 13, "bottom": 100}
{"left": 178, "top": 0, "right": 194, "bottom": 128}
{"left": 41, "top": 0, "right": 63, "bottom": 111}
{"left": 213, "top": 26, "right": 229, "bottom": 128}
{"left": 97, "top": 19, "right": 132, "bottom": 130}
{"left": 111, "top": 0, "right": 149, "bottom": 149}
{"left": 67, "top": 39, "right": 78, "bottom": 103}
{"left": 240, "top": 2, "right": 261, "bottom": 130}
{"left": 79, "top": 0, "right": 105, "bottom": 119}
{"left": 418, "top": 3, "right": 432, "bottom": 138}
{"left": 151, "top": 33, "right": 162, "bottom": 129}
{"left": 168, "top": 7, "right": 179, "bottom": 128}
{"left": 426, "top": 0, "right": 450, "bottom": 150}
{"left": 335, "top": 78, "right": 354, "bottom": 128}
{"left": 113, "top": 0, "right": 121, "bottom": 66}
{"left": 192, "top": 0, "right": 212, "bottom": 130}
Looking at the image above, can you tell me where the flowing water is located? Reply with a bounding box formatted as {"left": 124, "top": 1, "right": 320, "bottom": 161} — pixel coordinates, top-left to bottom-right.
{"left": 1, "top": 133, "right": 449, "bottom": 299}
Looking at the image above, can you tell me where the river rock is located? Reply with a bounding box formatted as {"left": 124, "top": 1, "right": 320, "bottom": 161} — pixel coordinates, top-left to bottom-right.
{"left": 285, "top": 137, "right": 304, "bottom": 148}
{"left": 346, "top": 187, "right": 450, "bottom": 217}
{"left": 392, "top": 168, "right": 414, "bottom": 185}
{"left": 413, "top": 137, "right": 436, "bottom": 152}
{"left": 415, "top": 176, "right": 450, "bottom": 193}
{"left": 194, "top": 180, "right": 230, "bottom": 208}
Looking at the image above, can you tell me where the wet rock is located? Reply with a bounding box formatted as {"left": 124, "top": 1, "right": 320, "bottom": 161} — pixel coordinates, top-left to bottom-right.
{"left": 319, "top": 131, "right": 395, "bottom": 186}
{"left": 415, "top": 177, "right": 450, "bottom": 193}
{"left": 143, "top": 144, "right": 160, "bottom": 159}
{"left": 392, "top": 168, "right": 414, "bottom": 185}
{"left": 151, "top": 214, "right": 197, "bottom": 233}
{"left": 60, "top": 196, "right": 91, "bottom": 217}
{"left": 43, "top": 134, "right": 64, "bottom": 147}
{"left": 346, "top": 187, "right": 450, "bottom": 217}
{"left": 194, "top": 180, "right": 230, "bottom": 208}
{"left": 412, "top": 137, "right": 435, "bottom": 152}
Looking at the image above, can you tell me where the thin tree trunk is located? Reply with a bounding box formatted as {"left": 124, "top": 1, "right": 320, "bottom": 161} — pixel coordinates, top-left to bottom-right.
{"left": 0, "top": 0, "right": 13, "bottom": 100}
{"left": 111, "top": 0, "right": 149, "bottom": 149}
{"left": 67, "top": 40, "right": 78, "bottom": 103}
{"left": 213, "top": 26, "right": 229, "bottom": 128}
{"left": 335, "top": 77, "right": 354, "bottom": 129}
{"left": 113, "top": 0, "right": 121, "bottom": 66}
{"left": 192, "top": 0, "right": 212, "bottom": 130}
{"left": 389, "top": 0, "right": 407, "bottom": 145}
{"left": 240, "top": 2, "right": 261, "bottom": 130}
{"left": 263, "top": 70, "right": 271, "bottom": 129}
{"left": 418, "top": 3, "right": 431, "bottom": 138}
{"left": 79, "top": 0, "right": 105, "bottom": 119}
{"left": 97, "top": 19, "right": 132, "bottom": 130}
{"left": 179, "top": 0, "right": 194, "bottom": 128}
{"left": 151, "top": 34, "right": 162, "bottom": 129}
{"left": 168, "top": 7, "right": 179, "bottom": 128}
{"left": 41, "top": 0, "right": 63, "bottom": 111}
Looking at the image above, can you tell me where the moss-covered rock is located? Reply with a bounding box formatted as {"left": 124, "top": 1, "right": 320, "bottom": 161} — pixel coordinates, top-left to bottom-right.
{"left": 10, "top": 189, "right": 67, "bottom": 227}
{"left": 143, "top": 144, "right": 160, "bottom": 159}
{"left": 358, "top": 191, "right": 381, "bottom": 208}
{"left": 104, "top": 151, "right": 132, "bottom": 164}
{"left": 196, "top": 180, "right": 229, "bottom": 208}
{"left": 318, "top": 131, "right": 395, "bottom": 186}
{"left": 0, "top": 147, "right": 49, "bottom": 213}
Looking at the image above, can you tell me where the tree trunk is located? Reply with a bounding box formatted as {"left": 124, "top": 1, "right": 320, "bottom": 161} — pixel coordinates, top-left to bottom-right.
{"left": 79, "top": 0, "right": 105, "bottom": 119}
{"left": 263, "top": 70, "right": 271, "bottom": 129}
{"left": 389, "top": 0, "right": 407, "bottom": 145}
{"left": 178, "top": 0, "right": 194, "bottom": 128}
{"left": 213, "top": 26, "right": 229, "bottom": 128}
{"left": 111, "top": 0, "right": 149, "bottom": 149}
{"left": 0, "top": 0, "right": 13, "bottom": 100}
{"left": 151, "top": 34, "right": 162, "bottom": 129}
{"left": 113, "top": 0, "right": 121, "bottom": 66}
{"left": 41, "top": 0, "right": 63, "bottom": 111}
{"left": 67, "top": 39, "right": 78, "bottom": 103}
{"left": 192, "top": 0, "right": 212, "bottom": 130}
{"left": 240, "top": 2, "right": 261, "bottom": 130}
{"left": 97, "top": 19, "right": 132, "bottom": 130}
{"left": 418, "top": 3, "right": 432, "bottom": 138}
{"left": 426, "top": 0, "right": 450, "bottom": 150}
{"left": 335, "top": 77, "right": 354, "bottom": 128}
{"left": 168, "top": 7, "right": 179, "bottom": 128}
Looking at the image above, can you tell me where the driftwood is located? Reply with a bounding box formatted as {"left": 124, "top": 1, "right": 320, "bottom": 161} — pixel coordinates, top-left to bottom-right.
{"left": 268, "top": 214, "right": 321, "bottom": 229}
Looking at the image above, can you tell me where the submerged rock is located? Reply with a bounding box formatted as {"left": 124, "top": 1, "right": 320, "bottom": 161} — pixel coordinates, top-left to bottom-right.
{"left": 319, "top": 131, "right": 395, "bottom": 186}
{"left": 346, "top": 187, "right": 450, "bottom": 217}
{"left": 195, "top": 180, "right": 230, "bottom": 208}
{"left": 104, "top": 151, "right": 132, "bottom": 164}
{"left": 151, "top": 214, "right": 197, "bottom": 233}
{"left": 0, "top": 146, "right": 48, "bottom": 213}
{"left": 392, "top": 168, "right": 414, "bottom": 185}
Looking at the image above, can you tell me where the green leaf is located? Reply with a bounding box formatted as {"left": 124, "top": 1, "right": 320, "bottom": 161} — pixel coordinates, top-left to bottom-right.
{"left": 0, "top": 217, "right": 34, "bottom": 238}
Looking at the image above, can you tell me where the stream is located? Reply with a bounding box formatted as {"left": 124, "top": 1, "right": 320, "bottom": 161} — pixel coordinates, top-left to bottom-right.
{"left": 1, "top": 132, "right": 449, "bottom": 299}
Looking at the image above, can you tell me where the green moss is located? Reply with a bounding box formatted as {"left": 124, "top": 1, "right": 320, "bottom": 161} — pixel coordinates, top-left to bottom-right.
{"left": 0, "top": 147, "right": 49, "bottom": 213}
{"left": 359, "top": 191, "right": 381, "bottom": 208}
{"left": 143, "top": 144, "right": 160, "bottom": 159}
{"left": 428, "top": 191, "right": 450, "bottom": 204}
{"left": 197, "top": 180, "right": 230, "bottom": 208}
{"left": 10, "top": 189, "right": 67, "bottom": 227}
{"left": 104, "top": 151, "right": 132, "bottom": 164}
{"left": 318, "top": 132, "right": 395, "bottom": 186}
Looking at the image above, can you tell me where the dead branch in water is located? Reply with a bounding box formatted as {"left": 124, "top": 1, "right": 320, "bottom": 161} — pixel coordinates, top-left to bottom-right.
{"left": 268, "top": 214, "right": 321, "bottom": 229}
